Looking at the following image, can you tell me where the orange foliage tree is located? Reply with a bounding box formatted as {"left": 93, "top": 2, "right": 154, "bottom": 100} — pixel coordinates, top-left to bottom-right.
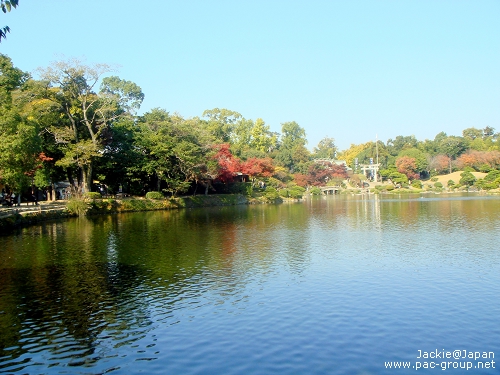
{"left": 395, "top": 156, "right": 419, "bottom": 180}
{"left": 428, "top": 155, "right": 451, "bottom": 175}
{"left": 455, "top": 150, "right": 500, "bottom": 171}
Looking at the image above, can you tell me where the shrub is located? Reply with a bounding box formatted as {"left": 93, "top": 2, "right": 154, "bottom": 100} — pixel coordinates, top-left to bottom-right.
{"left": 66, "top": 198, "right": 89, "bottom": 216}
{"left": 389, "top": 171, "right": 408, "bottom": 185}
{"left": 434, "top": 182, "right": 443, "bottom": 188}
{"left": 430, "top": 177, "right": 438, "bottom": 182}
{"left": 266, "top": 177, "right": 283, "bottom": 189}
{"left": 228, "top": 182, "right": 253, "bottom": 196}
{"left": 264, "top": 187, "right": 280, "bottom": 201}
{"left": 447, "top": 180, "right": 455, "bottom": 187}
{"left": 146, "top": 191, "right": 164, "bottom": 200}
{"left": 459, "top": 171, "right": 476, "bottom": 186}
{"left": 485, "top": 170, "right": 500, "bottom": 182}
{"left": 310, "top": 187, "right": 322, "bottom": 195}
{"left": 279, "top": 188, "right": 290, "bottom": 198}
{"left": 411, "top": 180, "right": 423, "bottom": 189}
{"left": 479, "top": 164, "right": 492, "bottom": 173}
{"left": 288, "top": 186, "right": 305, "bottom": 199}
{"left": 84, "top": 192, "right": 101, "bottom": 199}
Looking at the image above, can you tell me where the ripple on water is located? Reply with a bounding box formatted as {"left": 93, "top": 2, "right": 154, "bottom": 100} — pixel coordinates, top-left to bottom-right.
{"left": 0, "top": 196, "right": 499, "bottom": 374}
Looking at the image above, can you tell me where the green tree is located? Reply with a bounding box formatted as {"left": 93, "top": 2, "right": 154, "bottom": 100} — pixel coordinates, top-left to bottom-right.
{"left": 202, "top": 108, "right": 241, "bottom": 143}
{"left": 0, "top": 54, "right": 43, "bottom": 191}
{"left": 355, "top": 140, "right": 390, "bottom": 169}
{"left": 230, "top": 117, "right": 253, "bottom": 156}
{"left": 398, "top": 148, "right": 428, "bottom": 175}
{"left": 275, "top": 121, "right": 309, "bottom": 171}
{"left": 137, "top": 109, "right": 212, "bottom": 196}
{"left": 386, "top": 135, "right": 419, "bottom": 156}
{"left": 249, "top": 118, "right": 277, "bottom": 153}
{"left": 437, "top": 135, "right": 467, "bottom": 173}
{"left": 313, "top": 137, "right": 337, "bottom": 159}
{"left": 37, "top": 59, "right": 144, "bottom": 193}
{"left": 462, "top": 127, "right": 483, "bottom": 141}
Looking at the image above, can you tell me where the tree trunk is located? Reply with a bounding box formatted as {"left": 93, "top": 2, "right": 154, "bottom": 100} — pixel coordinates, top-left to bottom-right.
{"left": 82, "top": 163, "right": 93, "bottom": 193}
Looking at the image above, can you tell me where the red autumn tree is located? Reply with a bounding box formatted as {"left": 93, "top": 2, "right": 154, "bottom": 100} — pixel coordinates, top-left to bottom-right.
{"left": 293, "top": 173, "right": 308, "bottom": 187}
{"left": 306, "top": 162, "right": 348, "bottom": 186}
{"left": 240, "top": 157, "right": 274, "bottom": 184}
{"left": 396, "top": 156, "right": 419, "bottom": 180}
{"left": 212, "top": 144, "right": 241, "bottom": 183}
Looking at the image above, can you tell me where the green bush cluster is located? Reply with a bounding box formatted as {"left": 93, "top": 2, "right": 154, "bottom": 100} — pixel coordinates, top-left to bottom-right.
{"left": 459, "top": 171, "right": 476, "bottom": 186}
{"left": 66, "top": 198, "right": 90, "bottom": 216}
{"left": 309, "top": 187, "right": 322, "bottom": 195}
{"left": 84, "top": 192, "right": 102, "bottom": 199}
{"left": 145, "top": 191, "right": 164, "bottom": 200}
{"left": 411, "top": 180, "right": 423, "bottom": 189}
{"left": 434, "top": 182, "right": 443, "bottom": 188}
{"left": 264, "top": 187, "right": 280, "bottom": 201}
{"left": 473, "top": 170, "right": 500, "bottom": 190}
{"left": 279, "top": 186, "right": 306, "bottom": 199}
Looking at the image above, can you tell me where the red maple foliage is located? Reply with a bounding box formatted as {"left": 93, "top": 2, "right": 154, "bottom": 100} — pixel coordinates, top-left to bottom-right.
{"left": 306, "top": 162, "right": 348, "bottom": 186}
{"left": 240, "top": 157, "right": 274, "bottom": 180}
{"left": 293, "top": 173, "right": 308, "bottom": 187}
{"left": 24, "top": 152, "right": 54, "bottom": 177}
{"left": 396, "top": 156, "right": 419, "bottom": 180}
{"left": 212, "top": 144, "right": 241, "bottom": 182}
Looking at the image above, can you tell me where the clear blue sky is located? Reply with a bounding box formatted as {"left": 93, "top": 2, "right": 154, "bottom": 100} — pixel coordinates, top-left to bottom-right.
{"left": 1, "top": 1, "right": 499, "bottom": 151}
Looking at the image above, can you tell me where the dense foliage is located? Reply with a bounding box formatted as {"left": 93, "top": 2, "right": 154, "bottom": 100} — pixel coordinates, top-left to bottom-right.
{"left": 1, "top": 54, "right": 500, "bottom": 198}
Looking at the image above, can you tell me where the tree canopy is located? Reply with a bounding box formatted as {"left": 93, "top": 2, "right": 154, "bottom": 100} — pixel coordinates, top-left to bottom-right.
{"left": 2, "top": 53, "right": 500, "bottom": 197}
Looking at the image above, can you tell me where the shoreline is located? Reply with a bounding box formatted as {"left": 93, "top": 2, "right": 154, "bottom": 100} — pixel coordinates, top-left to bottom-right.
{"left": 0, "top": 194, "right": 267, "bottom": 234}
{"left": 1, "top": 190, "right": 499, "bottom": 234}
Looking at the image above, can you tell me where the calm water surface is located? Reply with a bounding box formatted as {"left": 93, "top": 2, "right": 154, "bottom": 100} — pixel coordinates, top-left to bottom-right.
{"left": 0, "top": 194, "right": 499, "bottom": 374}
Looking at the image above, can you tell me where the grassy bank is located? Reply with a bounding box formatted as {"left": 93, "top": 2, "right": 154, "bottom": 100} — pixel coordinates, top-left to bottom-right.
{"left": 85, "top": 194, "right": 251, "bottom": 215}
{"left": 0, "top": 194, "right": 255, "bottom": 233}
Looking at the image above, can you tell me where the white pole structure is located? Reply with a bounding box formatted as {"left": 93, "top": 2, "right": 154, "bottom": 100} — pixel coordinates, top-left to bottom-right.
{"left": 375, "top": 134, "right": 379, "bottom": 182}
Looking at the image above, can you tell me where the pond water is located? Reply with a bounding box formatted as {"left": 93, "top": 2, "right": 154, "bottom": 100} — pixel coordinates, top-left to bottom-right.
{"left": 0, "top": 194, "right": 499, "bottom": 374}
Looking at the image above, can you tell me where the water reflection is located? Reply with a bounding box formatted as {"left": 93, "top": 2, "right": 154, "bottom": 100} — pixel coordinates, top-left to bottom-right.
{"left": 0, "top": 194, "right": 499, "bottom": 374}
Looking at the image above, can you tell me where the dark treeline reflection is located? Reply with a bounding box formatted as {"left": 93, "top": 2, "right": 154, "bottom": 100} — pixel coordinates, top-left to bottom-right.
{"left": 0, "top": 203, "right": 313, "bottom": 367}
